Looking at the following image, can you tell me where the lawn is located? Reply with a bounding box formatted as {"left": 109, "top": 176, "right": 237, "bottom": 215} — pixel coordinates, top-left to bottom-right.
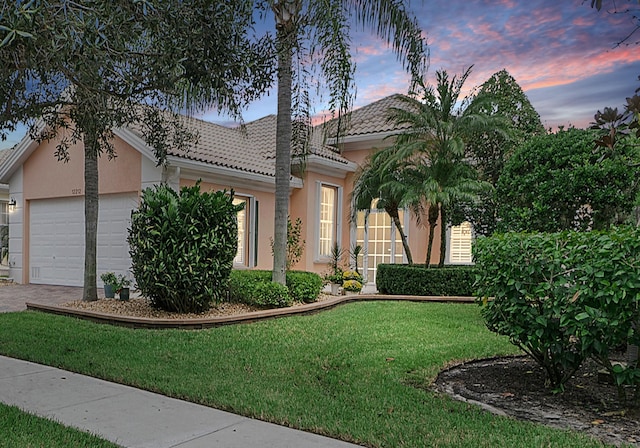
{"left": 0, "top": 301, "right": 615, "bottom": 447}
{"left": 0, "top": 403, "right": 119, "bottom": 448}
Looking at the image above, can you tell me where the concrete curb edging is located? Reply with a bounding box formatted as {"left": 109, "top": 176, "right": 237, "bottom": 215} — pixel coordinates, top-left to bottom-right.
{"left": 26, "top": 295, "right": 475, "bottom": 329}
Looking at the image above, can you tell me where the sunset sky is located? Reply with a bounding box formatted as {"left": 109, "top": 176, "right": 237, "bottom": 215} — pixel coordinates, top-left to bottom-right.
{"left": 2, "top": 0, "right": 639, "bottom": 149}
{"left": 202, "top": 0, "right": 640, "bottom": 131}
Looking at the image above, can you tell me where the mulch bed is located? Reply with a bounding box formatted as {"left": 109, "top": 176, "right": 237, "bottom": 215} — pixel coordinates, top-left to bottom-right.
{"left": 434, "top": 355, "right": 640, "bottom": 447}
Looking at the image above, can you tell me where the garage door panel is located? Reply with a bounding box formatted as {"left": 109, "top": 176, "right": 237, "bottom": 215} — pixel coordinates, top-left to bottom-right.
{"left": 30, "top": 194, "right": 137, "bottom": 287}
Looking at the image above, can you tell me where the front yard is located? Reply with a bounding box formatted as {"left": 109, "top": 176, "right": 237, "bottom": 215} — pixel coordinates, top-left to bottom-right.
{"left": 0, "top": 301, "right": 617, "bottom": 447}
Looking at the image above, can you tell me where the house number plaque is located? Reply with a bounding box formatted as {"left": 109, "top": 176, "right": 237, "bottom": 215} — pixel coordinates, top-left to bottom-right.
{"left": 71, "top": 188, "right": 82, "bottom": 195}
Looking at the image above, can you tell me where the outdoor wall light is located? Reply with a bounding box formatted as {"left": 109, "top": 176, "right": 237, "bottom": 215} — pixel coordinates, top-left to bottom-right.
{"left": 8, "top": 197, "right": 16, "bottom": 210}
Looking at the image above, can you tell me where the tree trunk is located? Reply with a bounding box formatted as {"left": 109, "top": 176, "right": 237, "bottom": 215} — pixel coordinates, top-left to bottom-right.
{"left": 439, "top": 204, "right": 447, "bottom": 267}
{"left": 387, "top": 208, "right": 413, "bottom": 265}
{"left": 82, "top": 131, "right": 99, "bottom": 301}
{"left": 425, "top": 204, "right": 439, "bottom": 267}
{"left": 272, "top": 6, "right": 297, "bottom": 286}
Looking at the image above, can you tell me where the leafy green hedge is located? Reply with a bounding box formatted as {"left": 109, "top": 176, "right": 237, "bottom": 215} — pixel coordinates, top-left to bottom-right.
{"left": 128, "top": 183, "right": 241, "bottom": 313}
{"left": 228, "top": 270, "right": 323, "bottom": 308}
{"left": 376, "top": 264, "right": 477, "bottom": 296}
{"left": 474, "top": 228, "right": 640, "bottom": 392}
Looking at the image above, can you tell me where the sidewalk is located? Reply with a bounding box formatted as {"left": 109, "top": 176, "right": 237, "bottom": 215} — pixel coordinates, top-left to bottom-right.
{"left": 0, "top": 355, "right": 361, "bottom": 448}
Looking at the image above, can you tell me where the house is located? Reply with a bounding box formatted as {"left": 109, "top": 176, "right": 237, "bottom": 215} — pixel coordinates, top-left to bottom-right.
{"left": 0, "top": 95, "right": 473, "bottom": 287}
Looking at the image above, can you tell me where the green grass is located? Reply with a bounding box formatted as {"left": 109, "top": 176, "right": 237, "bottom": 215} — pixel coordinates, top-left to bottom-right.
{"left": 0, "top": 403, "right": 118, "bottom": 448}
{"left": 0, "top": 301, "right": 616, "bottom": 447}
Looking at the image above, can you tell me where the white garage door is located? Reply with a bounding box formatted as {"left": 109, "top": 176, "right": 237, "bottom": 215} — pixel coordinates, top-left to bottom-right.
{"left": 29, "top": 193, "right": 138, "bottom": 286}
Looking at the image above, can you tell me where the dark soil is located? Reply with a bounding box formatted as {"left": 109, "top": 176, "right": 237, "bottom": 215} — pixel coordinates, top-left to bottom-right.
{"left": 434, "top": 356, "right": 640, "bottom": 447}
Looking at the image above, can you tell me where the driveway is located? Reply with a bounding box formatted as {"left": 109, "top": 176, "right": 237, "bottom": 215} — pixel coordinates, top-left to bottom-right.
{"left": 0, "top": 284, "right": 90, "bottom": 313}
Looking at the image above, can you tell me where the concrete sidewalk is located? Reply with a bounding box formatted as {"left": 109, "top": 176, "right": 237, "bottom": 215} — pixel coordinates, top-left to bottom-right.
{"left": 0, "top": 355, "right": 361, "bottom": 448}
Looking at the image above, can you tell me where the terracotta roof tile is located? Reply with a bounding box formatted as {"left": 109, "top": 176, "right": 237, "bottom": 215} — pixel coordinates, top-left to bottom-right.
{"left": 322, "top": 94, "right": 412, "bottom": 138}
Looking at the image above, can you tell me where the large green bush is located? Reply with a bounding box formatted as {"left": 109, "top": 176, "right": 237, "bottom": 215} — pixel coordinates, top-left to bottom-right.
{"left": 376, "top": 264, "right": 476, "bottom": 296}
{"left": 227, "top": 270, "right": 323, "bottom": 307}
{"left": 496, "top": 128, "right": 640, "bottom": 232}
{"left": 128, "top": 183, "right": 242, "bottom": 313}
{"left": 474, "top": 228, "right": 640, "bottom": 391}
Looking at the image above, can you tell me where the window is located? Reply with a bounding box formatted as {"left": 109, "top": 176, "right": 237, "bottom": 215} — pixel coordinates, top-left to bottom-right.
{"left": 233, "top": 196, "right": 256, "bottom": 267}
{"left": 355, "top": 205, "right": 408, "bottom": 283}
{"left": 317, "top": 183, "right": 341, "bottom": 258}
{"left": 449, "top": 221, "right": 473, "bottom": 263}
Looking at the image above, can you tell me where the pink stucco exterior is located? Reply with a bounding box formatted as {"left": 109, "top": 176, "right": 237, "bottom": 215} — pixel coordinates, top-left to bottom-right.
{"left": 1, "top": 95, "right": 453, "bottom": 286}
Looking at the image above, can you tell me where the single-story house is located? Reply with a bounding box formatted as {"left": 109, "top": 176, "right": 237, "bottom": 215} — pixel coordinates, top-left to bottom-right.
{"left": 0, "top": 94, "right": 473, "bottom": 287}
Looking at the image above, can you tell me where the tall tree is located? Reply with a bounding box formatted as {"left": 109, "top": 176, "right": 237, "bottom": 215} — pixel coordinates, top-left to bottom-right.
{"left": 350, "top": 147, "right": 414, "bottom": 265}
{"left": 455, "top": 69, "right": 545, "bottom": 236}
{"left": 0, "top": 0, "right": 273, "bottom": 300}
{"left": 387, "top": 67, "right": 495, "bottom": 266}
{"left": 262, "top": 0, "right": 428, "bottom": 285}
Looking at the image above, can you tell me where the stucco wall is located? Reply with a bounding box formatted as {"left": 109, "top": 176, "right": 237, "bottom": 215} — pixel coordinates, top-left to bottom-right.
{"left": 23, "top": 134, "right": 142, "bottom": 200}
{"left": 180, "top": 178, "right": 276, "bottom": 271}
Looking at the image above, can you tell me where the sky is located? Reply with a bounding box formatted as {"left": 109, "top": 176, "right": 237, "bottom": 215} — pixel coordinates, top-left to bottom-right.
{"left": 1, "top": 0, "right": 639, "bottom": 150}
{"left": 199, "top": 0, "right": 640, "bottom": 131}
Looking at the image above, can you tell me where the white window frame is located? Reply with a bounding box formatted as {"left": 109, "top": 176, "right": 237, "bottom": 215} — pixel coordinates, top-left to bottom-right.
{"left": 351, "top": 206, "right": 409, "bottom": 283}
{"left": 314, "top": 181, "right": 343, "bottom": 262}
{"left": 233, "top": 194, "right": 256, "bottom": 268}
{"left": 447, "top": 221, "right": 474, "bottom": 264}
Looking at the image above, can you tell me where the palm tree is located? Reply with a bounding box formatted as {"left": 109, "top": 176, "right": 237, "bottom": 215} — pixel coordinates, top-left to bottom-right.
{"left": 387, "top": 67, "right": 495, "bottom": 267}
{"left": 264, "top": 0, "right": 428, "bottom": 284}
{"left": 350, "top": 148, "right": 414, "bottom": 265}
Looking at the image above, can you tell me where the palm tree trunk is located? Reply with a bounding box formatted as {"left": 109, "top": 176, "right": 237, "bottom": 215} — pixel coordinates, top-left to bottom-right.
{"left": 272, "top": 4, "right": 297, "bottom": 285}
{"left": 82, "top": 131, "right": 99, "bottom": 301}
{"left": 425, "top": 204, "right": 438, "bottom": 267}
{"left": 439, "top": 204, "right": 447, "bottom": 267}
{"left": 387, "top": 208, "right": 413, "bottom": 265}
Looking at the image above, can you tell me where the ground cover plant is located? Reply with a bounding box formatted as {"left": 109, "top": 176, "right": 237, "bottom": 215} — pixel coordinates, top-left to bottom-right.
{"left": 0, "top": 302, "right": 617, "bottom": 447}
{"left": 0, "top": 402, "right": 118, "bottom": 448}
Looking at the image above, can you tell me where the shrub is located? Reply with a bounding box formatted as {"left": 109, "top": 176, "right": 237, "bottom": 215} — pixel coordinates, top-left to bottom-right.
{"left": 376, "top": 264, "right": 477, "bottom": 296}
{"left": 252, "top": 282, "right": 292, "bottom": 308}
{"left": 286, "top": 271, "right": 323, "bottom": 303}
{"left": 474, "top": 228, "right": 640, "bottom": 392}
{"left": 228, "top": 270, "right": 322, "bottom": 306}
{"left": 496, "top": 128, "right": 640, "bottom": 232}
{"left": 128, "top": 183, "right": 242, "bottom": 313}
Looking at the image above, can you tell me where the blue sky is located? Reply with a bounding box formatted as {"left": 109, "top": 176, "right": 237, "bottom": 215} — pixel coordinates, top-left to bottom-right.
{"left": 2, "top": 0, "right": 639, "bottom": 149}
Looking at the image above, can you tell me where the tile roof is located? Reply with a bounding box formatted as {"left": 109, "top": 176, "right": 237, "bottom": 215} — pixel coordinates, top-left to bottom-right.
{"left": 156, "top": 114, "right": 353, "bottom": 177}
{"left": 322, "top": 94, "right": 412, "bottom": 138}
{"left": 0, "top": 147, "right": 15, "bottom": 167}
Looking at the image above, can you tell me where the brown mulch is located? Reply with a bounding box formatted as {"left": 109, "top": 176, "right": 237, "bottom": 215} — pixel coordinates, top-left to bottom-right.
{"left": 63, "top": 293, "right": 335, "bottom": 320}
{"left": 434, "top": 355, "right": 640, "bottom": 447}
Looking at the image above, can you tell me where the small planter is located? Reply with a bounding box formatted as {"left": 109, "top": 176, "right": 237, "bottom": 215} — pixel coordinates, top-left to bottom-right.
{"left": 103, "top": 284, "right": 115, "bottom": 299}
{"left": 119, "top": 287, "right": 130, "bottom": 301}
{"left": 330, "top": 283, "right": 341, "bottom": 295}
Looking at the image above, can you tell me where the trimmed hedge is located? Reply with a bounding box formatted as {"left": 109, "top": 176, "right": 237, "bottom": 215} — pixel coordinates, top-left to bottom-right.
{"left": 376, "top": 264, "right": 477, "bottom": 296}
{"left": 228, "top": 270, "right": 323, "bottom": 308}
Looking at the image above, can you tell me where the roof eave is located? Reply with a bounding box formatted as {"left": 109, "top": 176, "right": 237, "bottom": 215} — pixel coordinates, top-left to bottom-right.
{"left": 167, "top": 156, "right": 303, "bottom": 193}
{"left": 0, "top": 120, "right": 45, "bottom": 183}
{"left": 294, "top": 154, "right": 357, "bottom": 179}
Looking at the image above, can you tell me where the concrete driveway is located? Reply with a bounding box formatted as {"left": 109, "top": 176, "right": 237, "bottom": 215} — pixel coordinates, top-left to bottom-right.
{"left": 0, "top": 284, "right": 89, "bottom": 313}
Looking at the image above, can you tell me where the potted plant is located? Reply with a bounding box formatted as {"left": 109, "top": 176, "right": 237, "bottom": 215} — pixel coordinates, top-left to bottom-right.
{"left": 325, "top": 242, "right": 345, "bottom": 295}
{"left": 116, "top": 274, "right": 131, "bottom": 301}
{"left": 100, "top": 272, "right": 118, "bottom": 299}
{"left": 342, "top": 270, "right": 363, "bottom": 294}
{"left": 325, "top": 270, "right": 344, "bottom": 295}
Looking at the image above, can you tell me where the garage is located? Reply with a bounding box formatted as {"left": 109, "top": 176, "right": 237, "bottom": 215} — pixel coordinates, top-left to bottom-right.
{"left": 29, "top": 193, "right": 138, "bottom": 286}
